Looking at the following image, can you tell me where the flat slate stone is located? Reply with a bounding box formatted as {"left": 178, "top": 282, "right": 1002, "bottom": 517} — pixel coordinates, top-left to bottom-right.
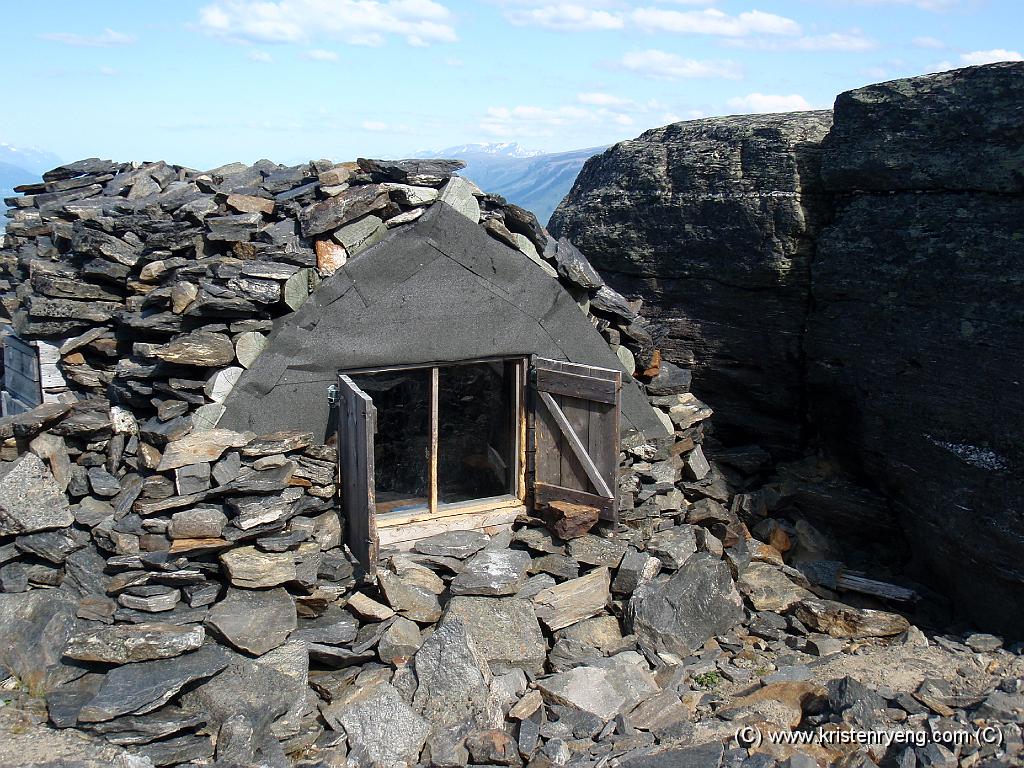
{"left": 64, "top": 623, "right": 205, "bottom": 664}
{"left": 537, "top": 654, "right": 658, "bottom": 722}
{"left": 157, "top": 429, "right": 251, "bottom": 471}
{"left": 441, "top": 596, "right": 547, "bottom": 675}
{"left": 154, "top": 330, "right": 236, "bottom": 367}
{"left": 168, "top": 507, "right": 227, "bottom": 539}
{"left": 646, "top": 525, "right": 698, "bottom": 570}
{"left": 567, "top": 535, "right": 627, "bottom": 568}
{"left": 291, "top": 604, "right": 359, "bottom": 646}
{"left": 206, "top": 586, "right": 296, "bottom": 655}
{"left": 378, "top": 570, "right": 442, "bottom": 623}
{"left": 450, "top": 549, "right": 531, "bottom": 596}
{"left": 413, "top": 530, "right": 489, "bottom": 559}
{"left": 0, "top": 453, "right": 74, "bottom": 535}
{"left": 329, "top": 683, "right": 431, "bottom": 767}
{"left": 220, "top": 546, "right": 295, "bottom": 587}
{"left": 77, "top": 644, "right": 230, "bottom": 723}
{"left": 15, "top": 528, "right": 86, "bottom": 563}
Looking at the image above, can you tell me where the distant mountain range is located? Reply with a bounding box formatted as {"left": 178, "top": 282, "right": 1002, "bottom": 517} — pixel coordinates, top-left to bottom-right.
{"left": 0, "top": 143, "right": 62, "bottom": 200}
{"left": 421, "top": 143, "right": 606, "bottom": 226}
{"left": 0, "top": 140, "right": 602, "bottom": 226}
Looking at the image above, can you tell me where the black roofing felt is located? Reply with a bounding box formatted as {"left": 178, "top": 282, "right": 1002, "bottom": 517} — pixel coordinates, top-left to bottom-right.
{"left": 218, "top": 202, "right": 667, "bottom": 440}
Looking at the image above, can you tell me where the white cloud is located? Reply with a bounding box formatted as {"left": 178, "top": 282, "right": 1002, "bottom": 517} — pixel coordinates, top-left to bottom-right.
{"left": 726, "top": 93, "right": 814, "bottom": 113}
{"left": 362, "top": 121, "right": 390, "bottom": 131}
{"left": 480, "top": 104, "right": 613, "bottom": 139}
{"left": 631, "top": 7, "right": 800, "bottom": 37}
{"left": 836, "top": 0, "right": 958, "bottom": 10}
{"left": 577, "top": 92, "right": 632, "bottom": 106}
{"left": 912, "top": 36, "right": 945, "bottom": 49}
{"left": 619, "top": 49, "right": 743, "bottom": 80}
{"left": 98, "top": 66, "right": 119, "bottom": 77}
{"left": 960, "top": 49, "right": 1023, "bottom": 65}
{"left": 40, "top": 28, "right": 136, "bottom": 47}
{"left": 505, "top": 4, "right": 624, "bottom": 31}
{"left": 197, "top": 0, "right": 457, "bottom": 47}
{"left": 727, "top": 31, "right": 875, "bottom": 52}
{"left": 248, "top": 49, "right": 274, "bottom": 62}
{"left": 302, "top": 48, "right": 339, "bottom": 61}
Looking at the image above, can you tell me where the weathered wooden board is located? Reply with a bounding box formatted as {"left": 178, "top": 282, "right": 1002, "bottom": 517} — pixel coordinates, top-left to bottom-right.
{"left": 337, "top": 374, "right": 378, "bottom": 580}
{"left": 532, "top": 357, "right": 621, "bottom": 522}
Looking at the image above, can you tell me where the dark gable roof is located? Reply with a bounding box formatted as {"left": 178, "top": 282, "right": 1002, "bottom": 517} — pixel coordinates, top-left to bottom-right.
{"left": 219, "top": 202, "right": 667, "bottom": 439}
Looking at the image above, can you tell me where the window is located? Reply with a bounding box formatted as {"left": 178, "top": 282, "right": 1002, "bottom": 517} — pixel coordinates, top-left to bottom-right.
{"left": 345, "top": 358, "right": 524, "bottom": 517}
{"left": 336, "top": 355, "right": 622, "bottom": 578}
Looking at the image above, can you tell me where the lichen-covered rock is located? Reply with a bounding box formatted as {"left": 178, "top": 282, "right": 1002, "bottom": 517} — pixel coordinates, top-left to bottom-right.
{"left": 807, "top": 62, "right": 1024, "bottom": 635}
{"left": 627, "top": 553, "right": 743, "bottom": 657}
{"left": 412, "top": 618, "right": 500, "bottom": 734}
{"left": 0, "top": 453, "right": 74, "bottom": 535}
{"left": 551, "top": 111, "right": 834, "bottom": 452}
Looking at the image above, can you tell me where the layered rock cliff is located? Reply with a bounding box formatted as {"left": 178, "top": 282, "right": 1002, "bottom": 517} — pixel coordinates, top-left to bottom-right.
{"left": 807, "top": 63, "right": 1024, "bottom": 634}
{"left": 551, "top": 62, "right": 1024, "bottom": 634}
{"left": 550, "top": 112, "right": 834, "bottom": 454}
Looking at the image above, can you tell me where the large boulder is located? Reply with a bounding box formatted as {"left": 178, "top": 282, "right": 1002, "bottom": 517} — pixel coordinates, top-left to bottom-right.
{"left": 412, "top": 618, "right": 501, "bottom": 735}
{"left": 0, "top": 588, "right": 79, "bottom": 694}
{"left": 626, "top": 553, "right": 743, "bottom": 657}
{"left": 550, "top": 111, "right": 833, "bottom": 452}
{"left": 807, "top": 62, "right": 1024, "bottom": 634}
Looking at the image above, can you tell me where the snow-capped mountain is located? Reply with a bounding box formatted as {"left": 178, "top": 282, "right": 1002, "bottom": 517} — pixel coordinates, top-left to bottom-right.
{"left": 0, "top": 143, "right": 62, "bottom": 200}
{"left": 431, "top": 142, "right": 544, "bottom": 159}
{"left": 417, "top": 143, "right": 605, "bottom": 225}
{"left": 0, "top": 143, "right": 61, "bottom": 175}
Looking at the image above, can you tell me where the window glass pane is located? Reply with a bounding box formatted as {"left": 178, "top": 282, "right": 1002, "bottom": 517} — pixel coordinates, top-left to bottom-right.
{"left": 438, "top": 361, "right": 514, "bottom": 504}
{"left": 348, "top": 369, "right": 430, "bottom": 514}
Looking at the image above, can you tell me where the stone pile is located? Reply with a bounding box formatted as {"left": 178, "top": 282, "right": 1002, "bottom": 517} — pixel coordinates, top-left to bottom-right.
{"left": 549, "top": 61, "right": 1024, "bottom": 638}
{"left": 1, "top": 153, "right": 1021, "bottom": 768}
{"left": 0, "top": 388, "right": 1022, "bottom": 768}
{"left": 0, "top": 155, "right": 665, "bottom": 421}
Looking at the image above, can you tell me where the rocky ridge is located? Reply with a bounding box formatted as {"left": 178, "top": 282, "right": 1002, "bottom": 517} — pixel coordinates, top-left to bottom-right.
{"left": 550, "top": 62, "right": 1024, "bottom": 637}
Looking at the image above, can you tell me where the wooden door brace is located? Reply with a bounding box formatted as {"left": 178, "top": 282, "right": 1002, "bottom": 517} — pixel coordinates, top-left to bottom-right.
{"left": 536, "top": 390, "right": 613, "bottom": 498}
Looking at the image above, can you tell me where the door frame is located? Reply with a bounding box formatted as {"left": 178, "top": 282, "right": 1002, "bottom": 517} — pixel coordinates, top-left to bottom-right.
{"left": 339, "top": 355, "right": 528, "bottom": 519}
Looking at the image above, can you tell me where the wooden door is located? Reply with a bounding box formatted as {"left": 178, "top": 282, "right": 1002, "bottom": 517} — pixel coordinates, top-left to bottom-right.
{"left": 532, "top": 357, "right": 621, "bottom": 523}
{"left": 336, "top": 374, "right": 378, "bottom": 580}
{"left": 2, "top": 335, "right": 42, "bottom": 415}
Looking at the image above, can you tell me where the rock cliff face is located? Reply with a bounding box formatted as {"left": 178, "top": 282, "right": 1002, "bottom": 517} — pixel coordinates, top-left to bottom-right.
{"left": 549, "top": 112, "right": 834, "bottom": 454}
{"left": 551, "top": 62, "right": 1024, "bottom": 634}
{"left": 806, "top": 63, "right": 1024, "bottom": 634}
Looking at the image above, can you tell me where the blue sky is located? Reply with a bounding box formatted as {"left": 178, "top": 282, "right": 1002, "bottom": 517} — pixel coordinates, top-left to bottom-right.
{"left": 2, "top": 0, "right": 1020, "bottom": 168}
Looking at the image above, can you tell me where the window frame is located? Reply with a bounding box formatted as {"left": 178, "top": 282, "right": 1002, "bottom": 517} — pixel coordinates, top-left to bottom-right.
{"left": 340, "top": 355, "right": 528, "bottom": 523}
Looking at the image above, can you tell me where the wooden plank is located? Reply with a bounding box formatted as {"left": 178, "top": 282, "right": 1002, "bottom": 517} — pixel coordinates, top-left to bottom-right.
{"left": 535, "top": 368, "right": 618, "bottom": 403}
{"left": 5, "top": 347, "right": 38, "bottom": 379}
{"left": 558, "top": 393, "right": 590, "bottom": 493}
{"left": 429, "top": 366, "right": 439, "bottom": 514}
{"left": 533, "top": 567, "right": 610, "bottom": 631}
{"left": 515, "top": 360, "right": 527, "bottom": 500}
{"left": 533, "top": 378, "right": 562, "bottom": 497}
{"left": 588, "top": 401, "right": 619, "bottom": 523}
{"left": 535, "top": 482, "right": 614, "bottom": 516}
{"left": 534, "top": 357, "right": 620, "bottom": 379}
{"left": 338, "top": 374, "right": 378, "bottom": 580}
{"left": 4, "top": 366, "right": 42, "bottom": 406}
{"left": 538, "top": 391, "right": 613, "bottom": 498}
{"left": 377, "top": 494, "right": 522, "bottom": 528}
{"left": 36, "top": 341, "right": 61, "bottom": 366}
{"left": 379, "top": 506, "right": 522, "bottom": 551}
